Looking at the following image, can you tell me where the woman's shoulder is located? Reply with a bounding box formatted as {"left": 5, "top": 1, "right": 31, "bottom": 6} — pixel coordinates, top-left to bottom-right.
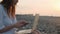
{"left": 0, "top": 4, "right": 5, "bottom": 14}
{"left": 0, "top": 4, "right": 4, "bottom": 10}
{"left": 0, "top": 4, "right": 4, "bottom": 11}
{"left": 0, "top": 4, "right": 3, "bottom": 8}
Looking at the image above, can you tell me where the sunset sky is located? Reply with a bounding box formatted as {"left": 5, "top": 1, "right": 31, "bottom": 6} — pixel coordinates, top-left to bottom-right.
{"left": 0, "top": 0, "right": 60, "bottom": 16}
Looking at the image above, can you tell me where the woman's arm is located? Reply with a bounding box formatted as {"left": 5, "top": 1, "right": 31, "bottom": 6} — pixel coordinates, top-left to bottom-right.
{"left": 32, "top": 30, "right": 41, "bottom": 34}
{"left": 0, "top": 25, "right": 15, "bottom": 33}
{"left": 0, "top": 21, "right": 28, "bottom": 33}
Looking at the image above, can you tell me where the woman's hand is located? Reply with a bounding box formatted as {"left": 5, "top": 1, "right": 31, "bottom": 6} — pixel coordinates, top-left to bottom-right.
{"left": 31, "top": 30, "right": 40, "bottom": 34}
{"left": 14, "top": 20, "right": 28, "bottom": 28}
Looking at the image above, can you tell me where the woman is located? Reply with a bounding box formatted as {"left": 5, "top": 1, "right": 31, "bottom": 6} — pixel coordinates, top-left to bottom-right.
{"left": 0, "top": 0, "right": 40, "bottom": 34}
{"left": 0, "top": 0, "right": 28, "bottom": 34}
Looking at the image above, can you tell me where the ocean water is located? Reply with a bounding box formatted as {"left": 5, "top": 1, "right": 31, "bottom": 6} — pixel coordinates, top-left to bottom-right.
{"left": 16, "top": 15, "right": 60, "bottom": 34}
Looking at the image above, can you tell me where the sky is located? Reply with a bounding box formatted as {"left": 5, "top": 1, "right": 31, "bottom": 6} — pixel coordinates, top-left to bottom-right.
{"left": 0, "top": 0, "right": 60, "bottom": 16}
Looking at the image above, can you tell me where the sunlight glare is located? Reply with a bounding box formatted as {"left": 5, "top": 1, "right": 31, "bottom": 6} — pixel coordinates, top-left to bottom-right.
{"left": 53, "top": 0, "right": 60, "bottom": 11}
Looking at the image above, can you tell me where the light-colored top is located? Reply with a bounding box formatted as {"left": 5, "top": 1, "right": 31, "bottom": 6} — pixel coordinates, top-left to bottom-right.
{"left": 0, "top": 4, "right": 17, "bottom": 34}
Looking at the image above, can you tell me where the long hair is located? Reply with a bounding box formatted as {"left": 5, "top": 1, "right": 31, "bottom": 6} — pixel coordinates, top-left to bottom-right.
{"left": 1, "top": 0, "right": 18, "bottom": 18}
